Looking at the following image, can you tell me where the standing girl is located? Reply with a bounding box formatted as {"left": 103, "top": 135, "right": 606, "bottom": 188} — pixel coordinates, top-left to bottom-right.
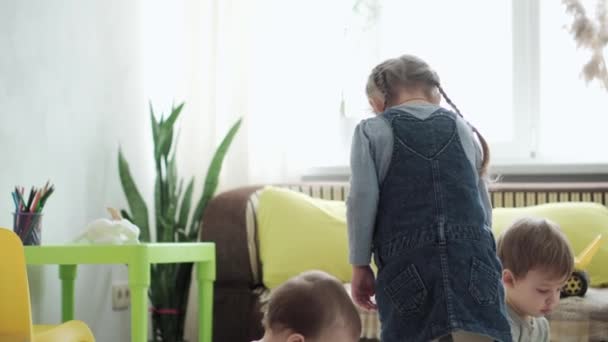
{"left": 347, "top": 54, "right": 511, "bottom": 342}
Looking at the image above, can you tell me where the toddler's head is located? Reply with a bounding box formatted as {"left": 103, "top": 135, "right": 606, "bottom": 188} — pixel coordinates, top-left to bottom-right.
{"left": 497, "top": 217, "right": 574, "bottom": 317}
{"left": 261, "top": 270, "right": 361, "bottom": 342}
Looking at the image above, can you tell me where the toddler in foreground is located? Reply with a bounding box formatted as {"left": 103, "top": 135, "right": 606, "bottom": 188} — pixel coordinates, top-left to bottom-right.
{"left": 254, "top": 270, "right": 361, "bottom": 342}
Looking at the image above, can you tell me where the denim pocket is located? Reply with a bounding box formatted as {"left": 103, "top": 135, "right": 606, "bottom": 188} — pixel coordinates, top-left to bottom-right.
{"left": 468, "top": 257, "right": 500, "bottom": 305}
{"left": 383, "top": 264, "right": 427, "bottom": 315}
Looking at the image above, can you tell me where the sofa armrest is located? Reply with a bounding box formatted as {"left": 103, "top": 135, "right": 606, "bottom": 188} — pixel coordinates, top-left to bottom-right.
{"left": 199, "top": 185, "right": 263, "bottom": 286}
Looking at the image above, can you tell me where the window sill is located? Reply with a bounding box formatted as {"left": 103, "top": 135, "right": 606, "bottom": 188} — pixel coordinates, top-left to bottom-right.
{"left": 302, "top": 164, "right": 608, "bottom": 183}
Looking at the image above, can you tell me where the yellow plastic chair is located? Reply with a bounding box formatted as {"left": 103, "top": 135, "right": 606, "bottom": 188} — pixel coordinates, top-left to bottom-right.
{"left": 0, "top": 228, "right": 95, "bottom": 342}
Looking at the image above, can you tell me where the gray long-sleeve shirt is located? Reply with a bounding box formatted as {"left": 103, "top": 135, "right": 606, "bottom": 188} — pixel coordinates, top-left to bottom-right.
{"left": 346, "top": 103, "right": 493, "bottom": 265}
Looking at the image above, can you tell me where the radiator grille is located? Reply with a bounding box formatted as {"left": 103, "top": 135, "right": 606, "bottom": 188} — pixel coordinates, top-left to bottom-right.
{"left": 489, "top": 183, "right": 608, "bottom": 208}
{"left": 280, "top": 182, "right": 608, "bottom": 208}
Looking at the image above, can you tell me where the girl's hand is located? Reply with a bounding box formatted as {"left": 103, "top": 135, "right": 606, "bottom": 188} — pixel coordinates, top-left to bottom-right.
{"left": 351, "top": 265, "right": 377, "bottom": 311}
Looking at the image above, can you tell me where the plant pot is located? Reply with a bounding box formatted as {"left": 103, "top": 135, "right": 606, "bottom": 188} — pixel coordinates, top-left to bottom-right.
{"left": 150, "top": 308, "right": 187, "bottom": 342}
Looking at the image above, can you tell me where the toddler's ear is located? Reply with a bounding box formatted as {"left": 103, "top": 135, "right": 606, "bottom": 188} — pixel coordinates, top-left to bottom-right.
{"left": 286, "top": 333, "right": 305, "bottom": 342}
{"left": 502, "top": 269, "right": 516, "bottom": 288}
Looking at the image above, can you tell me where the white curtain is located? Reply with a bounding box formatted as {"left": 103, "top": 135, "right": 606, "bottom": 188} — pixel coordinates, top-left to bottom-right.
{"left": 142, "top": 0, "right": 371, "bottom": 189}
{"left": 214, "top": 0, "right": 370, "bottom": 185}
{"left": 143, "top": 0, "right": 608, "bottom": 190}
{"left": 177, "top": 0, "right": 511, "bottom": 186}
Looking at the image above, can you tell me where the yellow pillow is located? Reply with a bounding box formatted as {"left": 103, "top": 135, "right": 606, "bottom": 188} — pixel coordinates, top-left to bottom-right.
{"left": 492, "top": 202, "right": 608, "bottom": 287}
{"left": 257, "top": 187, "right": 608, "bottom": 288}
{"left": 257, "top": 186, "right": 351, "bottom": 289}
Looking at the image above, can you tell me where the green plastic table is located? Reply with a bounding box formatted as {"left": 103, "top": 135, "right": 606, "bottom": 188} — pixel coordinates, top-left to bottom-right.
{"left": 24, "top": 243, "right": 215, "bottom": 342}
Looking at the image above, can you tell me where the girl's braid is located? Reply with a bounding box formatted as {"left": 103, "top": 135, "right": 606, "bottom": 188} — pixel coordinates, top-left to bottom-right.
{"left": 380, "top": 70, "right": 392, "bottom": 109}
{"left": 373, "top": 67, "right": 392, "bottom": 110}
{"left": 436, "top": 84, "right": 462, "bottom": 117}
{"left": 436, "top": 83, "right": 491, "bottom": 176}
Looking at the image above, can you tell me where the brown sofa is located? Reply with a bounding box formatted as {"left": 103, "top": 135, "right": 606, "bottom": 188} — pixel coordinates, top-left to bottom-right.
{"left": 184, "top": 182, "right": 608, "bottom": 342}
{"left": 200, "top": 185, "right": 266, "bottom": 341}
{"left": 185, "top": 183, "right": 352, "bottom": 342}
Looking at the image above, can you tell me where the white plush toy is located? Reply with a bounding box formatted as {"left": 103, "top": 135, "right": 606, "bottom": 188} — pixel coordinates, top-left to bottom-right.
{"left": 74, "top": 208, "right": 140, "bottom": 244}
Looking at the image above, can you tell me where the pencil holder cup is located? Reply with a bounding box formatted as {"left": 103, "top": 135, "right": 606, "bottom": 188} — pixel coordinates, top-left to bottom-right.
{"left": 13, "top": 212, "right": 43, "bottom": 245}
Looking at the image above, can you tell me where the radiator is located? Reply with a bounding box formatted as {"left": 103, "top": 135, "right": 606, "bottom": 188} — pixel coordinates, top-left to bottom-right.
{"left": 281, "top": 182, "right": 608, "bottom": 209}
{"left": 490, "top": 182, "right": 608, "bottom": 208}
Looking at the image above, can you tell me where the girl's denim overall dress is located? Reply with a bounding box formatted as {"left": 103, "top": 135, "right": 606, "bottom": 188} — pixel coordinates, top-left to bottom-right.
{"left": 373, "top": 108, "right": 511, "bottom": 342}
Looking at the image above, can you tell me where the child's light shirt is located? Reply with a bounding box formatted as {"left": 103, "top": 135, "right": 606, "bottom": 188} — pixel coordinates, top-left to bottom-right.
{"left": 506, "top": 305, "right": 550, "bottom": 342}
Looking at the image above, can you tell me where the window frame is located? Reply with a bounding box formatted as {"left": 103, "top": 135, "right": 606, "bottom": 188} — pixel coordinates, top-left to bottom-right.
{"left": 494, "top": 0, "right": 541, "bottom": 164}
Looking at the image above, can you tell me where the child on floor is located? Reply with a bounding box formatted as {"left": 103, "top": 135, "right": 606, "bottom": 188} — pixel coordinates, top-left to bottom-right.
{"left": 347, "top": 54, "right": 511, "bottom": 341}
{"left": 253, "top": 270, "right": 361, "bottom": 342}
{"left": 497, "top": 217, "right": 574, "bottom": 342}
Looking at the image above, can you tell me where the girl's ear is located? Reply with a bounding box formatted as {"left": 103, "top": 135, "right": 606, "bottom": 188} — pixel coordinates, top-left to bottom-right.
{"left": 368, "top": 96, "right": 385, "bottom": 114}
{"left": 286, "top": 333, "right": 305, "bottom": 342}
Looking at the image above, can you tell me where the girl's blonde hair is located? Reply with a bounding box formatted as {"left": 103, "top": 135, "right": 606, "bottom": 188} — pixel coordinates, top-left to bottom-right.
{"left": 366, "top": 54, "right": 491, "bottom": 175}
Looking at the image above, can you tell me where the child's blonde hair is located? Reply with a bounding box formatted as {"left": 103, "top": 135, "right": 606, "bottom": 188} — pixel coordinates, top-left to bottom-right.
{"left": 497, "top": 217, "right": 575, "bottom": 280}
{"left": 263, "top": 270, "right": 361, "bottom": 339}
{"left": 365, "top": 54, "right": 491, "bottom": 175}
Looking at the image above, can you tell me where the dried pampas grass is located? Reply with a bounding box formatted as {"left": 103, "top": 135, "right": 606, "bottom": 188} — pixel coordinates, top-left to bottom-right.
{"left": 563, "top": 0, "right": 608, "bottom": 90}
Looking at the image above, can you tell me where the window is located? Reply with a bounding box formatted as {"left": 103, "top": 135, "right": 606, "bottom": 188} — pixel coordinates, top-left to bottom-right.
{"left": 338, "top": 0, "right": 608, "bottom": 168}
{"left": 242, "top": 1, "right": 608, "bottom": 176}
{"left": 341, "top": 1, "right": 517, "bottom": 163}
{"left": 539, "top": 0, "right": 608, "bottom": 164}
{"left": 343, "top": 0, "right": 514, "bottom": 143}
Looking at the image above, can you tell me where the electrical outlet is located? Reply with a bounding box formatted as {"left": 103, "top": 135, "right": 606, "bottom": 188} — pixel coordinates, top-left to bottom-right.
{"left": 112, "top": 283, "right": 130, "bottom": 311}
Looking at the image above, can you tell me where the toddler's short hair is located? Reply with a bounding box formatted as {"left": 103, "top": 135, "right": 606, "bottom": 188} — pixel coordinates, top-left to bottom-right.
{"left": 263, "top": 270, "right": 361, "bottom": 339}
{"left": 497, "top": 217, "right": 574, "bottom": 280}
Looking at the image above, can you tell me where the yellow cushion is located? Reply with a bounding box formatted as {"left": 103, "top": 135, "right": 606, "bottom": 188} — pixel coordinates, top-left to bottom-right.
{"left": 257, "top": 186, "right": 352, "bottom": 289}
{"left": 492, "top": 202, "right": 608, "bottom": 287}
{"left": 257, "top": 187, "right": 608, "bottom": 288}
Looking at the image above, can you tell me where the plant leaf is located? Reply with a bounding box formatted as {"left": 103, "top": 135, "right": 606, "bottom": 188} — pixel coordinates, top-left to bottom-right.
{"left": 158, "top": 215, "right": 172, "bottom": 243}
{"left": 120, "top": 209, "right": 132, "bottom": 222}
{"left": 154, "top": 174, "right": 162, "bottom": 243}
{"left": 158, "top": 126, "right": 174, "bottom": 161}
{"left": 155, "top": 113, "right": 167, "bottom": 161}
{"left": 189, "top": 117, "right": 242, "bottom": 239}
{"left": 167, "top": 153, "right": 178, "bottom": 204}
{"left": 165, "top": 102, "right": 184, "bottom": 130}
{"left": 175, "top": 178, "right": 184, "bottom": 211}
{"left": 177, "top": 177, "right": 194, "bottom": 231}
{"left": 176, "top": 228, "right": 188, "bottom": 242}
{"left": 156, "top": 103, "right": 183, "bottom": 161}
{"left": 118, "top": 149, "right": 150, "bottom": 242}
{"left": 157, "top": 172, "right": 169, "bottom": 242}
{"left": 164, "top": 201, "right": 177, "bottom": 242}
{"left": 150, "top": 102, "right": 160, "bottom": 153}
{"left": 156, "top": 124, "right": 170, "bottom": 162}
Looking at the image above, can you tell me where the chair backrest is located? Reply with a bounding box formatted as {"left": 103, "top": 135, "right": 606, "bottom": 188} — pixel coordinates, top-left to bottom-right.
{"left": 0, "top": 228, "right": 33, "bottom": 339}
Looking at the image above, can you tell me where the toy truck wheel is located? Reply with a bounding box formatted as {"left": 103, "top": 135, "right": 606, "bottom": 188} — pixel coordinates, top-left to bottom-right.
{"left": 561, "top": 271, "right": 589, "bottom": 297}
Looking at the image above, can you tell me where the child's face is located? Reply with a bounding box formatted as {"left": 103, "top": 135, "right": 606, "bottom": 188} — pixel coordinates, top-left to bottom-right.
{"left": 503, "top": 268, "right": 567, "bottom": 317}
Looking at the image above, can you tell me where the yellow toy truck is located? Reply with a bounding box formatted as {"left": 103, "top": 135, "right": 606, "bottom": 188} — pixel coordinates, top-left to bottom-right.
{"left": 561, "top": 234, "right": 605, "bottom": 297}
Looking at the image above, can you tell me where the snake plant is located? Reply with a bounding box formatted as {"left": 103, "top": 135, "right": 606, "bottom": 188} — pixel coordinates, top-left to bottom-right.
{"left": 118, "top": 102, "right": 241, "bottom": 341}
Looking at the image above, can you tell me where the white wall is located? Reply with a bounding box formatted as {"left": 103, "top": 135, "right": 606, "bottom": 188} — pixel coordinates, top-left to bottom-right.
{"left": 0, "top": 1, "right": 211, "bottom": 340}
